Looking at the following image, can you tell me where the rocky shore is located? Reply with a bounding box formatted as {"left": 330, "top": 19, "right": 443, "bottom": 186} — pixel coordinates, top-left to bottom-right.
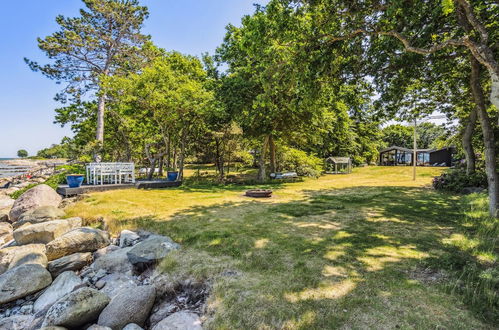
{"left": 0, "top": 159, "right": 65, "bottom": 195}
{"left": 0, "top": 184, "right": 206, "bottom": 330}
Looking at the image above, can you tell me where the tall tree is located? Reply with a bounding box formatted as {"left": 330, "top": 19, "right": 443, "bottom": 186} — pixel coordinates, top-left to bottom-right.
{"left": 25, "top": 0, "right": 149, "bottom": 161}
{"left": 284, "top": 0, "right": 498, "bottom": 217}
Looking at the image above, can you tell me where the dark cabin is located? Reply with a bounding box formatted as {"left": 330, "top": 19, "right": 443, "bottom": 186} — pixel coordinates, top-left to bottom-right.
{"left": 379, "top": 146, "right": 454, "bottom": 167}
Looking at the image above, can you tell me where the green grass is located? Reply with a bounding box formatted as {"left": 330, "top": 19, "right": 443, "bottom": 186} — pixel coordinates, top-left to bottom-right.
{"left": 65, "top": 166, "right": 498, "bottom": 329}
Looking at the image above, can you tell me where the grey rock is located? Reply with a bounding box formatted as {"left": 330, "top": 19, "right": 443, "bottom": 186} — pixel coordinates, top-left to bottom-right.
{"left": 19, "top": 304, "right": 33, "bottom": 314}
{"left": 14, "top": 216, "right": 81, "bottom": 231}
{"left": 0, "top": 196, "right": 15, "bottom": 210}
{"left": 8, "top": 248, "right": 48, "bottom": 270}
{"left": 98, "top": 285, "right": 156, "bottom": 329}
{"left": 0, "top": 315, "right": 35, "bottom": 330}
{"left": 9, "top": 184, "right": 62, "bottom": 222}
{"left": 127, "top": 235, "right": 180, "bottom": 268}
{"left": 0, "top": 264, "right": 52, "bottom": 304}
{"left": 13, "top": 218, "right": 82, "bottom": 245}
{"left": 0, "top": 210, "right": 9, "bottom": 222}
{"left": 98, "top": 273, "right": 138, "bottom": 299}
{"left": 42, "top": 287, "right": 110, "bottom": 328}
{"left": 148, "top": 300, "right": 177, "bottom": 327}
{"left": 123, "top": 324, "right": 144, "bottom": 330}
{"left": 18, "top": 205, "right": 66, "bottom": 222}
{"left": 119, "top": 230, "right": 140, "bottom": 248}
{"left": 0, "top": 222, "right": 13, "bottom": 245}
{"left": 46, "top": 227, "right": 110, "bottom": 260}
{"left": 0, "top": 243, "right": 46, "bottom": 274}
{"left": 48, "top": 252, "right": 92, "bottom": 277}
{"left": 34, "top": 271, "right": 83, "bottom": 312}
{"left": 93, "top": 245, "right": 120, "bottom": 260}
{"left": 87, "top": 325, "right": 112, "bottom": 330}
{"left": 152, "top": 311, "right": 202, "bottom": 330}
{"left": 39, "top": 327, "right": 68, "bottom": 330}
{"left": 92, "top": 246, "right": 134, "bottom": 275}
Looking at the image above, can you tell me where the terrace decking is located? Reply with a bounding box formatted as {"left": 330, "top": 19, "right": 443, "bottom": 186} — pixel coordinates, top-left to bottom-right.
{"left": 57, "top": 180, "right": 182, "bottom": 197}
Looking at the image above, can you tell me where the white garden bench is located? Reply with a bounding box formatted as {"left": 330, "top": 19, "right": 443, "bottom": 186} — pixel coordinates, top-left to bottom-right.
{"left": 86, "top": 162, "right": 135, "bottom": 185}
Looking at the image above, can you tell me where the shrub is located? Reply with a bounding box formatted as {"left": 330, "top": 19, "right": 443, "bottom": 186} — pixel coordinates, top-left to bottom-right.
{"left": 432, "top": 169, "right": 487, "bottom": 193}
{"left": 278, "top": 147, "right": 323, "bottom": 177}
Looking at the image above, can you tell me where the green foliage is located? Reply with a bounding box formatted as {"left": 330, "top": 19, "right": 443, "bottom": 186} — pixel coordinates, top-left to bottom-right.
{"left": 382, "top": 123, "right": 448, "bottom": 150}
{"left": 432, "top": 169, "right": 488, "bottom": 192}
{"left": 36, "top": 143, "right": 70, "bottom": 159}
{"left": 277, "top": 147, "right": 323, "bottom": 177}
{"left": 25, "top": 0, "right": 150, "bottom": 103}
{"left": 17, "top": 149, "right": 28, "bottom": 158}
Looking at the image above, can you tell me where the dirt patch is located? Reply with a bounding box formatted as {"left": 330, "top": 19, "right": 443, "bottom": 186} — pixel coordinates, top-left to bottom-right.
{"left": 407, "top": 266, "right": 447, "bottom": 284}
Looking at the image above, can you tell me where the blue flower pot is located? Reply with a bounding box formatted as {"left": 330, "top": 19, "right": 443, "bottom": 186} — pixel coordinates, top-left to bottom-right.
{"left": 67, "top": 175, "right": 84, "bottom": 188}
{"left": 167, "top": 171, "right": 178, "bottom": 181}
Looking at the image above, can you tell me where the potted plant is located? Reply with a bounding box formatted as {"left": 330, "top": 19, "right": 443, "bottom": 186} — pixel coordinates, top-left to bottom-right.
{"left": 66, "top": 174, "right": 85, "bottom": 188}
{"left": 167, "top": 170, "right": 179, "bottom": 181}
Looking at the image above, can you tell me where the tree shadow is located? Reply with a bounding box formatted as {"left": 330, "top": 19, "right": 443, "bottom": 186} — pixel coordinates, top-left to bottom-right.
{"left": 119, "top": 185, "right": 493, "bottom": 328}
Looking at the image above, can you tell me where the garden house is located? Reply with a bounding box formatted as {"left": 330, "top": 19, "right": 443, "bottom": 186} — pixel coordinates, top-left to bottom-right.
{"left": 325, "top": 157, "right": 352, "bottom": 174}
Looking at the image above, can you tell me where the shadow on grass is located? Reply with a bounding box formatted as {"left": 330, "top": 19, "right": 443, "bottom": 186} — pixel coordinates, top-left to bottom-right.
{"left": 116, "top": 186, "right": 495, "bottom": 328}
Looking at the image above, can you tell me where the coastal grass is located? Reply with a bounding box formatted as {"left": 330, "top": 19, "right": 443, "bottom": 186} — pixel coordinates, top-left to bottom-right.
{"left": 65, "top": 166, "right": 498, "bottom": 329}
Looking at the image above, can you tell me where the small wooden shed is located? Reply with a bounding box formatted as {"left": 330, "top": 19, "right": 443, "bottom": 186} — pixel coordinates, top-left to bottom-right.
{"left": 325, "top": 157, "right": 352, "bottom": 174}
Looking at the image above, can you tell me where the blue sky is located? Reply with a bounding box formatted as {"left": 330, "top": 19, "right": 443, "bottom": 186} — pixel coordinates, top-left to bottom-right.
{"left": 0, "top": 0, "right": 267, "bottom": 158}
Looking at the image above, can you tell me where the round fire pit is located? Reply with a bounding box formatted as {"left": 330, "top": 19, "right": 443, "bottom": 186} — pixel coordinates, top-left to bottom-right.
{"left": 245, "top": 189, "right": 272, "bottom": 198}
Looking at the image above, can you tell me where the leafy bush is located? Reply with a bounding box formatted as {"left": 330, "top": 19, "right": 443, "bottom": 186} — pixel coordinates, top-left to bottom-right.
{"left": 277, "top": 147, "right": 323, "bottom": 177}
{"left": 432, "top": 169, "right": 487, "bottom": 193}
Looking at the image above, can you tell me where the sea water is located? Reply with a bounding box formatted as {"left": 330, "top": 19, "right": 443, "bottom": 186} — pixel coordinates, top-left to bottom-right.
{"left": 0, "top": 159, "right": 30, "bottom": 178}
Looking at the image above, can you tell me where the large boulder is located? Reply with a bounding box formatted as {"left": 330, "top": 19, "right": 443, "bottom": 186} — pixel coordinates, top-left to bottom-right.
{"left": 45, "top": 227, "right": 110, "bottom": 260}
{"left": 93, "top": 245, "right": 120, "bottom": 260}
{"left": 98, "top": 285, "right": 156, "bottom": 330}
{"left": 119, "top": 230, "right": 141, "bottom": 248}
{"left": 9, "top": 248, "right": 48, "bottom": 270}
{"left": 13, "top": 218, "right": 82, "bottom": 245}
{"left": 42, "top": 288, "right": 110, "bottom": 328}
{"left": 14, "top": 215, "right": 80, "bottom": 231}
{"left": 18, "top": 205, "right": 66, "bottom": 222}
{"left": 9, "top": 185, "right": 62, "bottom": 222}
{"left": 92, "top": 247, "right": 134, "bottom": 275}
{"left": 0, "top": 196, "right": 15, "bottom": 210}
{"left": 0, "top": 264, "right": 52, "bottom": 304}
{"left": 151, "top": 311, "right": 203, "bottom": 330}
{"left": 127, "top": 235, "right": 180, "bottom": 269}
{"left": 0, "top": 222, "right": 13, "bottom": 245}
{"left": 34, "top": 271, "right": 83, "bottom": 313}
{"left": 0, "top": 243, "right": 46, "bottom": 275}
{"left": 98, "top": 273, "right": 138, "bottom": 299}
{"left": 48, "top": 252, "right": 92, "bottom": 277}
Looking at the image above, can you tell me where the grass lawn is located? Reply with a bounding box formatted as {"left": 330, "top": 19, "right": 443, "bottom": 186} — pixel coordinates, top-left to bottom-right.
{"left": 66, "top": 166, "right": 498, "bottom": 329}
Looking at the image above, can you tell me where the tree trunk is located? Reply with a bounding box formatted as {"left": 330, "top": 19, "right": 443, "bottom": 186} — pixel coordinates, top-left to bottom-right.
{"left": 144, "top": 143, "right": 156, "bottom": 180}
{"left": 158, "top": 154, "right": 164, "bottom": 177}
{"left": 462, "top": 107, "right": 477, "bottom": 174}
{"left": 166, "top": 135, "right": 171, "bottom": 170}
{"left": 95, "top": 92, "right": 106, "bottom": 162}
{"left": 490, "top": 71, "right": 499, "bottom": 125}
{"left": 269, "top": 134, "right": 276, "bottom": 174}
{"left": 470, "top": 58, "right": 499, "bottom": 218}
{"left": 257, "top": 135, "right": 269, "bottom": 182}
{"left": 178, "top": 129, "right": 186, "bottom": 182}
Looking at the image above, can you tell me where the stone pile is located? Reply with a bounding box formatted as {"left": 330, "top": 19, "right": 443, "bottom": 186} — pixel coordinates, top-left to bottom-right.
{"left": 0, "top": 185, "right": 206, "bottom": 330}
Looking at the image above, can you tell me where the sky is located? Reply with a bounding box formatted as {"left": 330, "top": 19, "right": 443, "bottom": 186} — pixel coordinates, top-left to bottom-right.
{"left": 0, "top": 0, "right": 268, "bottom": 158}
